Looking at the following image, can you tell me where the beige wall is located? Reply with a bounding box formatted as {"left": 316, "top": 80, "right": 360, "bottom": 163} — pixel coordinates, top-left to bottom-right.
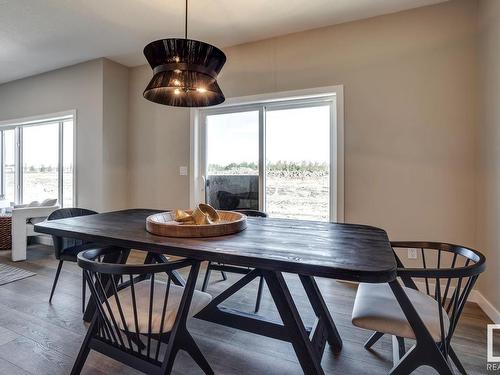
{"left": 0, "top": 60, "right": 105, "bottom": 210}
{"left": 102, "top": 59, "right": 129, "bottom": 211}
{"left": 127, "top": 65, "right": 191, "bottom": 210}
{"left": 0, "top": 58, "right": 129, "bottom": 212}
{"left": 128, "top": 0, "right": 478, "bottom": 248}
{"left": 477, "top": 0, "right": 500, "bottom": 311}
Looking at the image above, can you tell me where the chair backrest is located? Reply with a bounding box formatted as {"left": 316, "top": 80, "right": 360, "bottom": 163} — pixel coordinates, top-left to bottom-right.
{"left": 390, "top": 241, "right": 485, "bottom": 350}
{"left": 232, "top": 209, "right": 268, "bottom": 218}
{"left": 78, "top": 248, "right": 199, "bottom": 363}
{"left": 48, "top": 208, "right": 97, "bottom": 259}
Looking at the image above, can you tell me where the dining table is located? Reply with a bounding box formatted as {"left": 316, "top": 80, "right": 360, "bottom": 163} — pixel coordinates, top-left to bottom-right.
{"left": 35, "top": 208, "right": 398, "bottom": 375}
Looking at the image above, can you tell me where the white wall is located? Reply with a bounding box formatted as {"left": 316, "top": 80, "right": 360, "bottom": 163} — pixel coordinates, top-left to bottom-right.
{"left": 128, "top": 0, "right": 478, "bottom": 249}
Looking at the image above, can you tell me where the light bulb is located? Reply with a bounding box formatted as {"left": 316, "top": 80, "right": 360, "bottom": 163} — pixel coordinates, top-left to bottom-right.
{"left": 174, "top": 56, "right": 180, "bottom": 63}
{"left": 174, "top": 69, "right": 182, "bottom": 74}
{"left": 173, "top": 79, "right": 181, "bottom": 86}
{"left": 196, "top": 87, "right": 207, "bottom": 93}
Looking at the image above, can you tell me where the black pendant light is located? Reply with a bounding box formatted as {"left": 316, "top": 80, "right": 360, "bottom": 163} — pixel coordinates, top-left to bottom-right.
{"left": 143, "top": 0, "right": 226, "bottom": 107}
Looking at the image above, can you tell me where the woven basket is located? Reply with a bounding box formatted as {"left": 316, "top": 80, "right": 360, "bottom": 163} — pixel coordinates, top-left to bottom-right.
{"left": 0, "top": 215, "right": 12, "bottom": 250}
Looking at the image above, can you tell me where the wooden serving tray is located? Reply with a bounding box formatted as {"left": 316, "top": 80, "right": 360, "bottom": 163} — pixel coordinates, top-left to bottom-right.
{"left": 146, "top": 210, "right": 247, "bottom": 238}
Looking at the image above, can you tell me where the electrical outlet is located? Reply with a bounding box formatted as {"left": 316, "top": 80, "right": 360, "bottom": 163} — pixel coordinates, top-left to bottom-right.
{"left": 179, "top": 166, "right": 188, "bottom": 176}
{"left": 408, "top": 248, "right": 418, "bottom": 259}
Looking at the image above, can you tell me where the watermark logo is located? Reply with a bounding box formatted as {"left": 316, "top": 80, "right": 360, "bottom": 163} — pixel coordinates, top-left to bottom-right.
{"left": 488, "top": 324, "right": 500, "bottom": 371}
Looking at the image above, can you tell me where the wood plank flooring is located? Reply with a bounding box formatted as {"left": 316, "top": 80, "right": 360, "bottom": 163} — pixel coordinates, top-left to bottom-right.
{"left": 0, "top": 245, "right": 492, "bottom": 375}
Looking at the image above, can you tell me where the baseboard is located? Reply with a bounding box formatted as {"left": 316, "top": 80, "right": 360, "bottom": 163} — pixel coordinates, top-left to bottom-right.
{"left": 470, "top": 290, "right": 500, "bottom": 324}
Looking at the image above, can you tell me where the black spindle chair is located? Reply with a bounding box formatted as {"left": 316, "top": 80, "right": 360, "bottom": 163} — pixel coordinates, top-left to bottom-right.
{"left": 352, "top": 241, "right": 486, "bottom": 374}
{"left": 202, "top": 209, "right": 268, "bottom": 313}
{"left": 48, "top": 208, "right": 102, "bottom": 312}
{"left": 72, "top": 247, "right": 213, "bottom": 375}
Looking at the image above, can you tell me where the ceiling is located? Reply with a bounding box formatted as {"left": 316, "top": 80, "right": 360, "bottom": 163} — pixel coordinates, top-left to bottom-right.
{"left": 0, "top": 0, "right": 447, "bottom": 84}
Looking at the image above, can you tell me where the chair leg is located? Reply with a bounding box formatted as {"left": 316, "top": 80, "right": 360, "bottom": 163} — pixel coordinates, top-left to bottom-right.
{"left": 392, "top": 335, "right": 406, "bottom": 366}
{"left": 364, "top": 331, "right": 384, "bottom": 349}
{"left": 202, "top": 262, "right": 212, "bottom": 292}
{"left": 428, "top": 353, "right": 455, "bottom": 375}
{"left": 397, "top": 337, "right": 405, "bottom": 358}
{"left": 180, "top": 330, "right": 214, "bottom": 375}
{"left": 49, "top": 260, "right": 64, "bottom": 303}
{"left": 161, "top": 345, "right": 180, "bottom": 375}
{"left": 390, "top": 344, "right": 454, "bottom": 375}
{"left": 82, "top": 270, "right": 86, "bottom": 313}
{"left": 254, "top": 275, "right": 264, "bottom": 313}
{"left": 449, "top": 346, "right": 467, "bottom": 374}
{"left": 162, "top": 261, "right": 202, "bottom": 375}
{"left": 70, "top": 316, "right": 97, "bottom": 375}
{"left": 389, "top": 281, "right": 454, "bottom": 375}
{"left": 221, "top": 270, "right": 228, "bottom": 281}
{"left": 389, "top": 346, "right": 421, "bottom": 375}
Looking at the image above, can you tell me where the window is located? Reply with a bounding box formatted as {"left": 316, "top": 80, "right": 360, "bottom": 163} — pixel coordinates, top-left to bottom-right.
{"left": 22, "top": 122, "right": 60, "bottom": 203}
{"left": 195, "top": 86, "right": 344, "bottom": 222}
{"left": 3, "top": 129, "right": 15, "bottom": 203}
{"left": 0, "top": 113, "right": 75, "bottom": 207}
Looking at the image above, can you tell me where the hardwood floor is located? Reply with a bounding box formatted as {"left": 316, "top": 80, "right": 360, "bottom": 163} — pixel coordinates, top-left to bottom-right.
{"left": 0, "top": 245, "right": 492, "bottom": 375}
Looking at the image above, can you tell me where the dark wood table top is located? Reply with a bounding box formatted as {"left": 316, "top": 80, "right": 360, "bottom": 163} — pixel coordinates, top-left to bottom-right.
{"left": 35, "top": 209, "right": 396, "bottom": 282}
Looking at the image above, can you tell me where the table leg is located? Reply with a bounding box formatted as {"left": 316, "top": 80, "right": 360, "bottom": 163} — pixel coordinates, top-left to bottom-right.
{"left": 196, "top": 269, "right": 332, "bottom": 374}
{"left": 264, "top": 270, "right": 325, "bottom": 375}
{"left": 144, "top": 252, "right": 186, "bottom": 286}
{"left": 299, "top": 275, "right": 343, "bottom": 353}
{"left": 82, "top": 247, "right": 130, "bottom": 322}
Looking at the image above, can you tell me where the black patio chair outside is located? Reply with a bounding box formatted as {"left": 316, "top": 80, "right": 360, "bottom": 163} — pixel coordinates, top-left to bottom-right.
{"left": 202, "top": 209, "right": 268, "bottom": 313}
{"left": 352, "top": 241, "right": 486, "bottom": 374}
{"left": 48, "top": 208, "right": 101, "bottom": 312}
{"left": 72, "top": 247, "right": 212, "bottom": 375}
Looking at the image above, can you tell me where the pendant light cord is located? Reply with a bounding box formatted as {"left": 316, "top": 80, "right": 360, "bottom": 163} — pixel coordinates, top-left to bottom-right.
{"left": 185, "top": 0, "right": 188, "bottom": 39}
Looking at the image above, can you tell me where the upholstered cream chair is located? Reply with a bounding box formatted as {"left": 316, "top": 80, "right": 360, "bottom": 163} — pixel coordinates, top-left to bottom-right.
{"left": 351, "top": 242, "right": 485, "bottom": 375}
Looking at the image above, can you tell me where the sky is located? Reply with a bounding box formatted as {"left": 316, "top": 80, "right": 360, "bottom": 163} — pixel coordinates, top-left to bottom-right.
{"left": 206, "top": 105, "right": 330, "bottom": 166}
{"left": 3, "top": 121, "right": 73, "bottom": 168}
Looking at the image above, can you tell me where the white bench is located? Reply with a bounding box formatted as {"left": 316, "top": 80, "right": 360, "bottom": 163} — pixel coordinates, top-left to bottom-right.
{"left": 11, "top": 200, "right": 59, "bottom": 261}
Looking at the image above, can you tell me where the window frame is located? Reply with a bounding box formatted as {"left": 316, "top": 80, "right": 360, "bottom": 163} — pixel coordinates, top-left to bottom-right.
{"left": 191, "top": 85, "right": 344, "bottom": 222}
{"left": 0, "top": 110, "right": 77, "bottom": 207}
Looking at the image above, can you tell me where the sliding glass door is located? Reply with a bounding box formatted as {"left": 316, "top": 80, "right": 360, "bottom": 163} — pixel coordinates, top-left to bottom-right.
{"left": 265, "top": 104, "right": 330, "bottom": 221}
{"left": 201, "top": 97, "right": 335, "bottom": 221}
{"left": 204, "top": 109, "right": 261, "bottom": 210}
